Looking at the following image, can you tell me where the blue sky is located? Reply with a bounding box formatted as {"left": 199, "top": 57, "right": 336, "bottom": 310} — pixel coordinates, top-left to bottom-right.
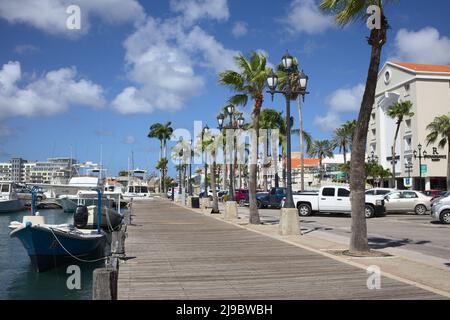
{"left": 0, "top": 0, "right": 449, "bottom": 177}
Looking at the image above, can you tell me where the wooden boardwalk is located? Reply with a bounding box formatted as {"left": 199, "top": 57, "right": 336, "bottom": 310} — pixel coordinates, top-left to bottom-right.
{"left": 118, "top": 198, "right": 442, "bottom": 300}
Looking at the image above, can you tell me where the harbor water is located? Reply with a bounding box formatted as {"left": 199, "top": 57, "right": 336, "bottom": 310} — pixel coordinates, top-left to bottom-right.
{"left": 0, "top": 208, "right": 105, "bottom": 300}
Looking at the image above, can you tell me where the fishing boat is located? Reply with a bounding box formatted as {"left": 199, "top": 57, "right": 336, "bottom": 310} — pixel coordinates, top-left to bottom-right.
{"left": 0, "top": 182, "right": 25, "bottom": 213}
{"left": 57, "top": 190, "right": 115, "bottom": 213}
{"left": 9, "top": 217, "right": 106, "bottom": 272}
{"left": 9, "top": 188, "right": 112, "bottom": 272}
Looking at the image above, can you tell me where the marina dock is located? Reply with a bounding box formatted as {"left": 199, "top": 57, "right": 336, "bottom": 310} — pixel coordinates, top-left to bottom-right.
{"left": 117, "top": 198, "right": 443, "bottom": 300}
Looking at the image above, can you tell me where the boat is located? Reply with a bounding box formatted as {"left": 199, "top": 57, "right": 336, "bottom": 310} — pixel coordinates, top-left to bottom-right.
{"left": 9, "top": 216, "right": 106, "bottom": 272}
{"left": 9, "top": 190, "right": 112, "bottom": 272}
{"left": 57, "top": 189, "right": 115, "bottom": 213}
{"left": 0, "top": 182, "right": 25, "bottom": 213}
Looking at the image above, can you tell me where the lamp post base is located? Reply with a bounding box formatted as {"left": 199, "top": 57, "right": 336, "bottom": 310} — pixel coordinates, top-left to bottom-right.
{"left": 279, "top": 208, "right": 301, "bottom": 236}
{"left": 224, "top": 201, "right": 238, "bottom": 220}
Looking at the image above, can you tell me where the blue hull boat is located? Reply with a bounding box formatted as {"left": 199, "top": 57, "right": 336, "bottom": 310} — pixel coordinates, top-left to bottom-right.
{"left": 10, "top": 220, "right": 106, "bottom": 272}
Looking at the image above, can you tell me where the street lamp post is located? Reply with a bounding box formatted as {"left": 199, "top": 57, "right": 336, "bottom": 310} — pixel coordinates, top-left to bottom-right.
{"left": 217, "top": 105, "right": 245, "bottom": 201}
{"left": 367, "top": 151, "right": 379, "bottom": 187}
{"left": 413, "top": 143, "right": 427, "bottom": 191}
{"left": 267, "top": 51, "right": 309, "bottom": 209}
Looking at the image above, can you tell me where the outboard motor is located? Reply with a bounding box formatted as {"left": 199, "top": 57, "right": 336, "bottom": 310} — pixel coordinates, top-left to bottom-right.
{"left": 74, "top": 205, "right": 89, "bottom": 229}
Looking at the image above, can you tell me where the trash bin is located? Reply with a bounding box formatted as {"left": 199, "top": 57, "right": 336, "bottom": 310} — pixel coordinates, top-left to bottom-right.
{"left": 191, "top": 197, "right": 200, "bottom": 208}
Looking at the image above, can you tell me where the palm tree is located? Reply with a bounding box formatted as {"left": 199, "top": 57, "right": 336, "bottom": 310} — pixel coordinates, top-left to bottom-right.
{"left": 308, "top": 140, "right": 334, "bottom": 182}
{"left": 276, "top": 58, "right": 311, "bottom": 191}
{"left": 387, "top": 100, "right": 414, "bottom": 188}
{"left": 148, "top": 123, "right": 165, "bottom": 192}
{"left": 218, "top": 51, "right": 271, "bottom": 224}
{"left": 426, "top": 113, "right": 450, "bottom": 191}
{"left": 260, "top": 109, "right": 284, "bottom": 190}
{"left": 320, "top": 0, "right": 390, "bottom": 254}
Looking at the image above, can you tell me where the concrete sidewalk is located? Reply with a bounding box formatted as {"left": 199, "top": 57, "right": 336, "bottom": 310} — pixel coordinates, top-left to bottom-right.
{"left": 118, "top": 198, "right": 445, "bottom": 299}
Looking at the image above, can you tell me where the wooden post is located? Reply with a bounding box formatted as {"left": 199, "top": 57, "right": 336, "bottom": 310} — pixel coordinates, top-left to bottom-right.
{"left": 92, "top": 267, "right": 118, "bottom": 300}
{"left": 111, "top": 228, "right": 126, "bottom": 255}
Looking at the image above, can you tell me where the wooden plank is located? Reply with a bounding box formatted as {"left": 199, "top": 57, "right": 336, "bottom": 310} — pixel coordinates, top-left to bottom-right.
{"left": 118, "top": 198, "right": 444, "bottom": 300}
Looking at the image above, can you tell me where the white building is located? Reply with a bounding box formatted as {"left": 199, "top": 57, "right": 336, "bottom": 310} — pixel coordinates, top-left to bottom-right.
{"left": 368, "top": 61, "right": 450, "bottom": 190}
{"left": 0, "top": 157, "right": 77, "bottom": 184}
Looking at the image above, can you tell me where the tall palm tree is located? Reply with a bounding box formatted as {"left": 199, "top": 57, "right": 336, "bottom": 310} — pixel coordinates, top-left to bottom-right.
{"left": 320, "top": 0, "right": 390, "bottom": 254}
{"left": 218, "top": 51, "right": 271, "bottom": 224}
{"left": 148, "top": 123, "right": 165, "bottom": 192}
{"left": 276, "top": 57, "right": 311, "bottom": 191}
{"left": 426, "top": 113, "right": 450, "bottom": 191}
{"left": 260, "top": 109, "right": 284, "bottom": 190}
{"left": 308, "top": 140, "right": 334, "bottom": 182}
{"left": 333, "top": 120, "right": 356, "bottom": 165}
{"left": 387, "top": 100, "right": 414, "bottom": 188}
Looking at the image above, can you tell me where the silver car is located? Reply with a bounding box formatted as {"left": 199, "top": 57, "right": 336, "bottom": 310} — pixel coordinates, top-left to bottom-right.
{"left": 384, "top": 190, "right": 432, "bottom": 215}
{"left": 431, "top": 194, "right": 450, "bottom": 224}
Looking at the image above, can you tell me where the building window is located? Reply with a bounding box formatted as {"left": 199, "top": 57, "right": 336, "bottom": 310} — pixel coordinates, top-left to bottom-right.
{"left": 371, "top": 129, "right": 376, "bottom": 136}
{"left": 404, "top": 136, "right": 412, "bottom": 152}
{"left": 405, "top": 119, "right": 411, "bottom": 131}
{"left": 371, "top": 113, "right": 376, "bottom": 121}
{"left": 384, "top": 70, "right": 391, "bottom": 85}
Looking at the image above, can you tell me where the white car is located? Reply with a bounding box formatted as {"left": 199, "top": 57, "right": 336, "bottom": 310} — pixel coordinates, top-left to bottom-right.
{"left": 290, "top": 186, "right": 386, "bottom": 218}
{"left": 383, "top": 190, "right": 432, "bottom": 215}
{"left": 365, "top": 188, "right": 396, "bottom": 196}
{"left": 431, "top": 194, "right": 450, "bottom": 224}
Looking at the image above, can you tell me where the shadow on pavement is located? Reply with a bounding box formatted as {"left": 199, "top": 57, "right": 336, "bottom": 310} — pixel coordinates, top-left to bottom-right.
{"left": 368, "top": 237, "right": 431, "bottom": 249}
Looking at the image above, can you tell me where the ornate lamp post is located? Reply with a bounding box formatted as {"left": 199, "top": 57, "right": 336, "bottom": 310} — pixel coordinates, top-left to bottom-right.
{"left": 413, "top": 143, "right": 427, "bottom": 191}
{"left": 267, "top": 51, "right": 309, "bottom": 209}
{"left": 367, "top": 150, "right": 379, "bottom": 164}
{"left": 188, "top": 139, "right": 193, "bottom": 196}
{"left": 217, "top": 105, "right": 245, "bottom": 201}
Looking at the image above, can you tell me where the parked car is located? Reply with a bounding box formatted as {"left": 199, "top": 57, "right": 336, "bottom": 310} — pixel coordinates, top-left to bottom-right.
{"left": 255, "top": 187, "right": 286, "bottom": 209}
{"left": 431, "top": 194, "right": 450, "bottom": 224}
{"left": 288, "top": 186, "right": 385, "bottom": 218}
{"left": 423, "top": 189, "right": 443, "bottom": 199}
{"left": 235, "top": 189, "right": 249, "bottom": 206}
{"left": 431, "top": 191, "right": 450, "bottom": 204}
{"left": 383, "top": 190, "right": 432, "bottom": 215}
{"left": 365, "top": 188, "right": 396, "bottom": 196}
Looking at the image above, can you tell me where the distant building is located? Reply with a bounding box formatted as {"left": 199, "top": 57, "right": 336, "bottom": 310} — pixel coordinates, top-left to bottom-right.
{"left": 367, "top": 61, "right": 450, "bottom": 190}
{"left": 0, "top": 157, "right": 78, "bottom": 183}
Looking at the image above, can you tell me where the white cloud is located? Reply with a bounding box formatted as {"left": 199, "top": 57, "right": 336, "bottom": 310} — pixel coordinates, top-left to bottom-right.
{"left": 170, "top": 0, "right": 229, "bottom": 25}
{"left": 393, "top": 27, "right": 450, "bottom": 64}
{"left": 313, "top": 112, "right": 341, "bottom": 132}
{"left": 0, "top": 0, "right": 145, "bottom": 36}
{"left": 0, "top": 61, "right": 105, "bottom": 120}
{"left": 232, "top": 21, "right": 248, "bottom": 38}
{"left": 314, "top": 83, "right": 364, "bottom": 132}
{"left": 284, "top": 0, "right": 334, "bottom": 35}
{"left": 113, "top": 16, "right": 239, "bottom": 114}
{"left": 112, "top": 87, "right": 154, "bottom": 114}
{"left": 123, "top": 135, "right": 136, "bottom": 145}
{"left": 327, "top": 84, "right": 364, "bottom": 112}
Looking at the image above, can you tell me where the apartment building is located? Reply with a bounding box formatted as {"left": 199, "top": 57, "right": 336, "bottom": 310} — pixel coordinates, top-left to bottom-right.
{"left": 367, "top": 61, "right": 450, "bottom": 190}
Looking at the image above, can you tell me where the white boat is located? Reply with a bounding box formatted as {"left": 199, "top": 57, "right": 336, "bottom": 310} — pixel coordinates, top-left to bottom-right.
{"left": 0, "top": 182, "right": 25, "bottom": 213}
{"left": 57, "top": 190, "right": 115, "bottom": 213}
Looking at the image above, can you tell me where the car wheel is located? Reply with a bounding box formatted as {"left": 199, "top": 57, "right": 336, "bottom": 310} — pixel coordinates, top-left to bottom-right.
{"left": 364, "top": 205, "right": 375, "bottom": 219}
{"left": 414, "top": 204, "right": 427, "bottom": 215}
{"left": 36, "top": 196, "right": 43, "bottom": 202}
{"left": 297, "top": 203, "right": 312, "bottom": 217}
{"left": 440, "top": 210, "right": 450, "bottom": 224}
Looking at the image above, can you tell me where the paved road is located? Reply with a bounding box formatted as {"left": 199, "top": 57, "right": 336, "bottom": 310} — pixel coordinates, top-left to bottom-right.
{"left": 231, "top": 205, "right": 450, "bottom": 261}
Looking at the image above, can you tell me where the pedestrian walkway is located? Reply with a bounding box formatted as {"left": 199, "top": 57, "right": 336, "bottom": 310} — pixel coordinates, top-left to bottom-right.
{"left": 118, "top": 198, "right": 442, "bottom": 299}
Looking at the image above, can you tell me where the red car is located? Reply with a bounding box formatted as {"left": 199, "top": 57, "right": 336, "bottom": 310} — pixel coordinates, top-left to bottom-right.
{"left": 235, "top": 189, "right": 249, "bottom": 205}
{"left": 424, "top": 189, "right": 443, "bottom": 200}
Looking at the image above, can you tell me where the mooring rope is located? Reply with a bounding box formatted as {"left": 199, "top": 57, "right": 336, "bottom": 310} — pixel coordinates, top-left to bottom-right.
{"left": 49, "top": 227, "right": 108, "bottom": 263}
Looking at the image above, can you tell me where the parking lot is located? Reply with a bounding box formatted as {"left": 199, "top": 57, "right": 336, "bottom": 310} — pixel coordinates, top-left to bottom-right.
{"left": 229, "top": 205, "right": 450, "bottom": 262}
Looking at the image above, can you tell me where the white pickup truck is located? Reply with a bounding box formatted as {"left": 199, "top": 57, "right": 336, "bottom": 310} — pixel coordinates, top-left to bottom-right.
{"left": 288, "top": 186, "right": 386, "bottom": 218}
